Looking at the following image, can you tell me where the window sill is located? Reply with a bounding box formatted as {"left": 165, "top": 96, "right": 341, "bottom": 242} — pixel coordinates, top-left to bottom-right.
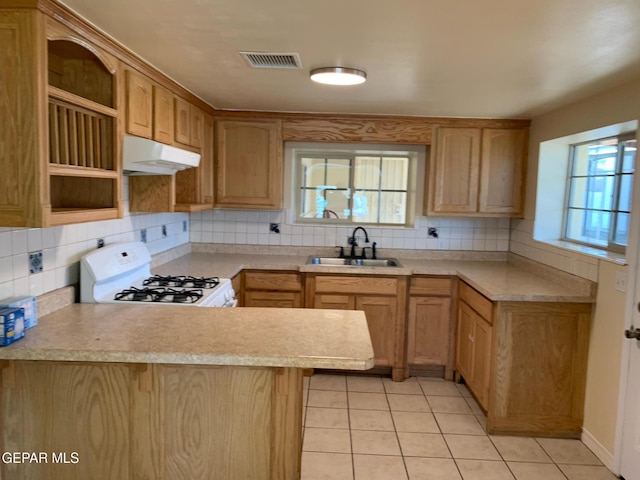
{"left": 536, "top": 238, "right": 627, "bottom": 266}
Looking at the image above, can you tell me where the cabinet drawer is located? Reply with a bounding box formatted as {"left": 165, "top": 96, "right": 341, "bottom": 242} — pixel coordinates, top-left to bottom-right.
{"left": 244, "top": 271, "right": 302, "bottom": 291}
{"left": 459, "top": 281, "right": 493, "bottom": 322}
{"left": 244, "top": 291, "right": 302, "bottom": 308}
{"left": 410, "top": 277, "right": 453, "bottom": 296}
{"left": 314, "top": 276, "right": 397, "bottom": 295}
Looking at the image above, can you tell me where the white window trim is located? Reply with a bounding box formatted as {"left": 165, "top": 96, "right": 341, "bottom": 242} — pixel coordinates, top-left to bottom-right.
{"left": 283, "top": 141, "right": 426, "bottom": 228}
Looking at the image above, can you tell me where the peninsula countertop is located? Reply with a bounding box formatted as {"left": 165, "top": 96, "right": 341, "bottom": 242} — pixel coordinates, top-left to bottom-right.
{"left": 154, "top": 252, "right": 594, "bottom": 303}
{"left": 0, "top": 304, "right": 375, "bottom": 369}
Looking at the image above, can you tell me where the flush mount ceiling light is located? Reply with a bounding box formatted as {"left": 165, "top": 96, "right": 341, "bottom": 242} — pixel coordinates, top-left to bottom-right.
{"left": 309, "top": 67, "right": 367, "bottom": 85}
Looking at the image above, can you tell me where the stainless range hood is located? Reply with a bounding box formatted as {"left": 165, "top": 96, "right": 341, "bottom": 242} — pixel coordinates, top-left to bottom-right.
{"left": 122, "top": 136, "right": 200, "bottom": 175}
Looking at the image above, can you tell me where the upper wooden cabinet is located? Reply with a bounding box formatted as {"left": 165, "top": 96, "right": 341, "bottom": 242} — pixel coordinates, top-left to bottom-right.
{"left": 153, "top": 85, "right": 174, "bottom": 144}
{"left": 174, "top": 97, "right": 191, "bottom": 145}
{"left": 174, "top": 97, "right": 203, "bottom": 148}
{"left": 0, "top": 10, "right": 123, "bottom": 227}
{"left": 190, "top": 105, "right": 204, "bottom": 148}
{"left": 479, "top": 128, "right": 527, "bottom": 214}
{"left": 125, "top": 69, "right": 153, "bottom": 138}
{"left": 215, "top": 119, "right": 283, "bottom": 209}
{"left": 426, "top": 126, "right": 527, "bottom": 217}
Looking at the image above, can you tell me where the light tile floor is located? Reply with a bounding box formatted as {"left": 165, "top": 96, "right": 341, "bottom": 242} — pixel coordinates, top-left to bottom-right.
{"left": 301, "top": 374, "right": 618, "bottom": 480}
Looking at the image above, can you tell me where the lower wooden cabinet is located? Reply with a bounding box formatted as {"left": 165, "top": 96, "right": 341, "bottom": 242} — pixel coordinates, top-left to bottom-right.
{"left": 455, "top": 280, "right": 592, "bottom": 438}
{"left": 243, "top": 270, "right": 303, "bottom": 308}
{"left": 456, "top": 300, "right": 492, "bottom": 408}
{"left": 1, "top": 361, "right": 302, "bottom": 480}
{"left": 406, "top": 276, "right": 455, "bottom": 379}
{"left": 306, "top": 274, "right": 407, "bottom": 381}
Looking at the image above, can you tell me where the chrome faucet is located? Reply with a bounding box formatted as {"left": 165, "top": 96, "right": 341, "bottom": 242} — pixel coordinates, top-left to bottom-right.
{"left": 348, "top": 226, "right": 370, "bottom": 258}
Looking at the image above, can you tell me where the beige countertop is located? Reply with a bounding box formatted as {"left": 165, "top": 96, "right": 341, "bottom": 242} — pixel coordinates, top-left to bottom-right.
{"left": 156, "top": 252, "right": 594, "bottom": 303}
{"left": 0, "top": 304, "right": 375, "bottom": 369}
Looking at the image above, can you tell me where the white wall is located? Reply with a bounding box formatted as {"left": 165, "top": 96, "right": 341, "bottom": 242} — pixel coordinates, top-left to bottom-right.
{"left": 583, "top": 260, "right": 628, "bottom": 467}
{"left": 0, "top": 177, "right": 189, "bottom": 300}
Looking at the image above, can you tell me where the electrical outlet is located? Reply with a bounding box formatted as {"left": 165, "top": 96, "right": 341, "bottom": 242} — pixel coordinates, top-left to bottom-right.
{"left": 29, "top": 251, "right": 43, "bottom": 274}
{"left": 269, "top": 223, "right": 280, "bottom": 234}
{"left": 162, "top": 225, "right": 167, "bottom": 237}
{"left": 183, "top": 220, "right": 188, "bottom": 232}
{"left": 97, "top": 238, "right": 105, "bottom": 248}
{"left": 140, "top": 229, "right": 147, "bottom": 243}
{"left": 615, "top": 271, "right": 627, "bottom": 293}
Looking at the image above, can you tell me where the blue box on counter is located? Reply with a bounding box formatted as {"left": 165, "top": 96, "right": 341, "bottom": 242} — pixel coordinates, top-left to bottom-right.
{"left": 0, "top": 296, "right": 37, "bottom": 329}
{"left": 0, "top": 307, "right": 25, "bottom": 347}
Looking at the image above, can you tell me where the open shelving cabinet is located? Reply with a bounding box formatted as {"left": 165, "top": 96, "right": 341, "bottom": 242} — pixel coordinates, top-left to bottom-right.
{"left": 45, "top": 38, "right": 122, "bottom": 225}
{"left": 0, "top": 9, "right": 122, "bottom": 227}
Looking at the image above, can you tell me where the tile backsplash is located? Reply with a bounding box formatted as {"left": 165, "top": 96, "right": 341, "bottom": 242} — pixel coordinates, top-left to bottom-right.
{"left": 0, "top": 197, "right": 514, "bottom": 300}
{"left": 0, "top": 177, "right": 189, "bottom": 300}
{"left": 189, "top": 210, "right": 511, "bottom": 251}
{"left": 510, "top": 219, "right": 599, "bottom": 281}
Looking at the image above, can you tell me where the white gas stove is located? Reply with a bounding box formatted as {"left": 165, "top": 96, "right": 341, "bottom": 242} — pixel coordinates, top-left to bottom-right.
{"left": 80, "top": 242, "right": 237, "bottom": 307}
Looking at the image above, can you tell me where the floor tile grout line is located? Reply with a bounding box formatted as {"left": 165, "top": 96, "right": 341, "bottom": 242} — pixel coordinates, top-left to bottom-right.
{"left": 386, "top": 387, "right": 411, "bottom": 480}
{"left": 345, "top": 377, "right": 356, "bottom": 480}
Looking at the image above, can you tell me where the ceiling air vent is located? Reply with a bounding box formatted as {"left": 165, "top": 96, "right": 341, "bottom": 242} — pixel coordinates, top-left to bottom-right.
{"left": 239, "top": 52, "right": 303, "bottom": 69}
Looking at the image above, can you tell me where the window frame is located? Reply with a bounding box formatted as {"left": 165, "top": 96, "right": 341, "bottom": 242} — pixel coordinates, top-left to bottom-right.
{"left": 287, "top": 142, "right": 424, "bottom": 228}
{"left": 562, "top": 132, "right": 636, "bottom": 253}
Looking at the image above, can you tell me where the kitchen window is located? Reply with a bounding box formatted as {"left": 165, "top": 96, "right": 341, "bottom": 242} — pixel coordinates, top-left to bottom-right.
{"left": 564, "top": 133, "right": 636, "bottom": 252}
{"left": 289, "top": 143, "right": 424, "bottom": 227}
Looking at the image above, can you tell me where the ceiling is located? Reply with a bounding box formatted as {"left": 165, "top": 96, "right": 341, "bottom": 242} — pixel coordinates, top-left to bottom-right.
{"left": 60, "top": 0, "right": 640, "bottom": 119}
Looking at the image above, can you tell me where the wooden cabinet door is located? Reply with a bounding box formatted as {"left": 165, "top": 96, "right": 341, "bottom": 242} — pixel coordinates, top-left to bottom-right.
{"left": 356, "top": 296, "right": 397, "bottom": 367}
{"left": 407, "top": 297, "right": 451, "bottom": 366}
{"left": 152, "top": 85, "right": 174, "bottom": 144}
{"left": 315, "top": 294, "right": 355, "bottom": 310}
{"left": 174, "top": 97, "right": 191, "bottom": 145}
{"left": 244, "top": 291, "right": 302, "bottom": 308}
{"left": 190, "top": 105, "right": 204, "bottom": 148}
{"left": 215, "top": 119, "right": 283, "bottom": 209}
{"left": 428, "top": 127, "right": 481, "bottom": 214}
{"left": 479, "top": 128, "right": 526, "bottom": 215}
{"left": 456, "top": 301, "right": 476, "bottom": 382}
{"left": 472, "top": 316, "right": 492, "bottom": 409}
{"left": 125, "top": 69, "right": 152, "bottom": 138}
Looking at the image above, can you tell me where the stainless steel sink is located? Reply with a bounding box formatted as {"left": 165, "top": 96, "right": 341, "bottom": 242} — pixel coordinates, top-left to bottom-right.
{"left": 306, "top": 256, "right": 402, "bottom": 267}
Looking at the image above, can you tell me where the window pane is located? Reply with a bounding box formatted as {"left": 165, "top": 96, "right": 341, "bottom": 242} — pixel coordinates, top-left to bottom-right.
{"left": 326, "top": 159, "right": 351, "bottom": 186}
{"left": 565, "top": 208, "right": 609, "bottom": 246}
{"left": 622, "top": 139, "right": 636, "bottom": 173}
{"left": 569, "top": 176, "right": 614, "bottom": 210}
{"left": 380, "top": 192, "right": 407, "bottom": 224}
{"left": 353, "top": 191, "right": 377, "bottom": 222}
{"left": 353, "top": 157, "right": 381, "bottom": 190}
{"left": 381, "top": 157, "right": 409, "bottom": 190}
{"left": 614, "top": 213, "right": 630, "bottom": 246}
{"left": 618, "top": 174, "right": 633, "bottom": 213}
{"left": 299, "top": 157, "right": 351, "bottom": 219}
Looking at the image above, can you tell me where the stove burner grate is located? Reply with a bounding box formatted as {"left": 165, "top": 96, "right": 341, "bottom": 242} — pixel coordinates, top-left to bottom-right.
{"left": 143, "top": 275, "right": 220, "bottom": 289}
{"left": 114, "top": 287, "right": 204, "bottom": 304}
